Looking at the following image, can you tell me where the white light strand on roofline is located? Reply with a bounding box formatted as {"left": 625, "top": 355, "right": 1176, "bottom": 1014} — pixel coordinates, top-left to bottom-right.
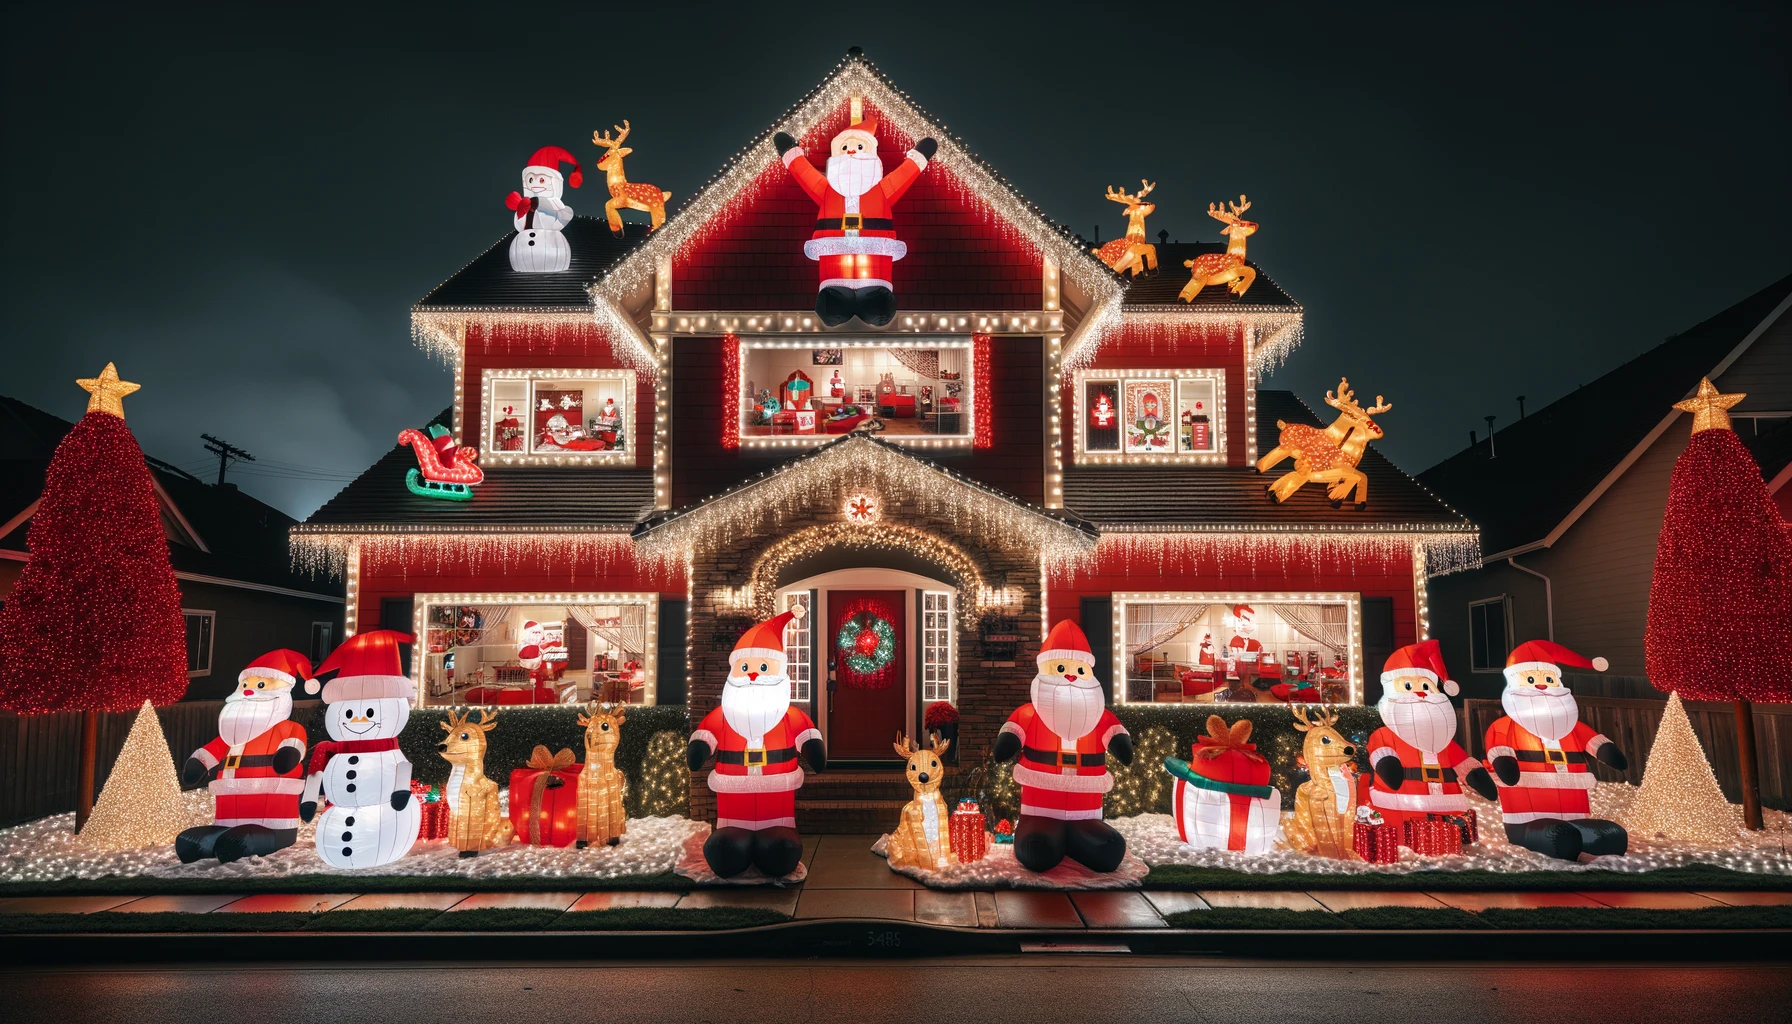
{"left": 633, "top": 436, "right": 1097, "bottom": 570}
{"left": 1062, "top": 309, "right": 1305, "bottom": 377}
{"left": 291, "top": 529, "right": 642, "bottom": 579}
{"left": 588, "top": 60, "right": 1124, "bottom": 337}
{"left": 411, "top": 310, "right": 660, "bottom": 379}
{"left": 1080, "top": 529, "right": 1481, "bottom": 581}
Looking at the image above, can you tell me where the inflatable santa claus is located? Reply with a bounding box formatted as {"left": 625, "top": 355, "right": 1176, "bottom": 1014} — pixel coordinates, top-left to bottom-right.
{"left": 1367, "top": 640, "right": 1496, "bottom": 833}
{"left": 1485, "top": 640, "right": 1629, "bottom": 860}
{"left": 771, "top": 112, "right": 937, "bottom": 327}
{"left": 687, "top": 610, "right": 827, "bottom": 878}
{"left": 175, "top": 649, "right": 312, "bottom": 864}
{"left": 992, "top": 620, "right": 1134, "bottom": 873}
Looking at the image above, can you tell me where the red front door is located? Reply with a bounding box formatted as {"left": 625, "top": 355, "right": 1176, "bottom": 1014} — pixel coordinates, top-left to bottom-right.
{"left": 827, "top": 590, "right": 907, "bottom": 760}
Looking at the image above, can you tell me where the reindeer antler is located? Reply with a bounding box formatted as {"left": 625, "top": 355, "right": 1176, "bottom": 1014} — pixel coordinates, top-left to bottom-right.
{"left": 1365, "top": 395, "right": 1393, "bottom": 416}
{"left": 1324, "top": 377, "right": 1357, "bottom": 411}
{"left": 1104, "top": 184, "right": 1136, "bottom": 205}
{"left": 1137, "top": 178, "right": 1156, "bottom": 198}
{"left": 592, "top": 120, "right": 632, "bottom": 150}
{"left": 1228, "top": 194, "right": 1251, "bottom": 217}
{"left": 1207, "top": 194, "right": 1252, "bottom": 224}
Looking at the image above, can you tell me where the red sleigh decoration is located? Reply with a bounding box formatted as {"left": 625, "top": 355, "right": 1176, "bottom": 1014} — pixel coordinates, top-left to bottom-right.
{"left": 398, "top": 425, "right": 484, "bottom": 500}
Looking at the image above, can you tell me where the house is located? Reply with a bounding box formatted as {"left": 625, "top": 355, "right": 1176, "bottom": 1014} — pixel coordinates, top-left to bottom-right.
{"left": 1, "top": 395, "right": 346, "bottom": 699}
{"left": 297, "top": 50, "right": 1475, "bottom": 827}
{"left": 1418, "top": 274, "right": 1792, "bottom": 697}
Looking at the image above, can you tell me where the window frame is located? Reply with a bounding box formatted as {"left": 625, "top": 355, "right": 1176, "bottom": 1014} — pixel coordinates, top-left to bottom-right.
{"left": 1073, "top": 368, "right": 1227, "bottom": 464}
{"left": 736, "top": 336, "right": 977, "bottom": 450}
{"left": 921, "top": 590, "right": 956, "bottom": 704}
{"left": 479, "top": 367, "right": 638, "bottom": 466}
{"left": 182, "top": 609, "right": 216, "bottom": 678}
{"left": 1468, "top": 595, "right": 1513, "bottom": 674}
{"left": 309, "top": 621, "right": 334, "bottom": 666}
{"left": 783, "top": 591, "right": 813, "bottom": 703}
{"left": 1111, "top": 591, "right": 1364, "bottom": 705}
{"left": 410, "top": 592, "right": 660, "bottom": 707}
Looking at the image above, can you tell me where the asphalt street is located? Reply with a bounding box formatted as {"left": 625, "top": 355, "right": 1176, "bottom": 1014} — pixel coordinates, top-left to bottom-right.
{"left": 2, "top": 957, "right": 1786, "bottom": 1023}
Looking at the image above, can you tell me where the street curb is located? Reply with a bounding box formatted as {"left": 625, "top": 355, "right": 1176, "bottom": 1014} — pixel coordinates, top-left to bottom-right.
{"left": 2, "top": 921, "right": 1789, "bottom": 963}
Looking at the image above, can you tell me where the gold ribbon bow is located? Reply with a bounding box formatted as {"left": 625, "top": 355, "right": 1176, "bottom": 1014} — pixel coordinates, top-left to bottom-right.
{"left": 1193, "top": 715, "right": 1265, "bottom": 762}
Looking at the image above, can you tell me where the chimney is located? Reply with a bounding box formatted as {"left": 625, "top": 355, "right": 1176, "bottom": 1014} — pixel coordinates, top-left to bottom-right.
{"left": 1517, "top": 395, "right": 1527, "bottom": 419}
{"left": 1483, "top": 416, "right": 1497, "bottom": 458}
{"left": 1157, "top": 229, "right": 1169, "bottom": 246}
{"left": 1094, "top": 224, "right": 1101, "bottom": 244}
{"left": 1469, "top": 429, "right": 1477, "bottom": 447}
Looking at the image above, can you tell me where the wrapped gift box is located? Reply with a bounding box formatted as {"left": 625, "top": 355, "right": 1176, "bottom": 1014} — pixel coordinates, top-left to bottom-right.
{"left": 1402, "top": 816, "right": 1463, "bottom": 857}
{"left": 1165, "top": 716, "right": 1280, "bottom": 854}
{"left": 507, "top": 746, "right": 582, "bottom": 847}
{"left": 949, "top": 799, "right": 988, "bottom": 864}
{"left": 1354, "top": 818, "right": 1401, "bottom": 864}
{"left": 412, "top": 781, "right": 450, "bottom": 841}
{"left": 1430, "top": 808, "right": 1479, "bottom": 845}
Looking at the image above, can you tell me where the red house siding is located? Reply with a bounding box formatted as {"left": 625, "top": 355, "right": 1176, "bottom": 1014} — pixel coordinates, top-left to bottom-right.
{"left": 459, "top": 323, "right": 654, "bottom": 470}
{"left": 1063, "top": 321, "right": 1250, "bottom": 468}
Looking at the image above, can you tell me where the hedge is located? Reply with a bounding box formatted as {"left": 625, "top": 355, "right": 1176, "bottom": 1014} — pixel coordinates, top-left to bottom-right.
{"left": 295, "top": 704, "right": 691, "bottom": 819}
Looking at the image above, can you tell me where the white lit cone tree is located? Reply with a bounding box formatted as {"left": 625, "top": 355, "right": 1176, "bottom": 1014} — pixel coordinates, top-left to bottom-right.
{"left": 1623, "top": 692, "right": 1739, "bottom": 843}
{"left": 81, "top": 699, "right": 192, "bottom": 850}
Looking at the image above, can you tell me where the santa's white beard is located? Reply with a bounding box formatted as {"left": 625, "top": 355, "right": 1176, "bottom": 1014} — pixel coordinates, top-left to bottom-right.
{"left": 1377, "top": 694, "right": 1457, "bottom": 753}
{"left": 721, "top": 675, "right": 791, "bottom": 746}
{"left": 1501, "top": 686, "right": 1579, "bottom": 743}
{"left": 826, "top": 154, "right": 883, "bottom": 199}
{"left": 1031, "top": 673, "right": 1104, "bottom": 742}
{"left": 219, "top": 692, "right": 293, "bottom": 745}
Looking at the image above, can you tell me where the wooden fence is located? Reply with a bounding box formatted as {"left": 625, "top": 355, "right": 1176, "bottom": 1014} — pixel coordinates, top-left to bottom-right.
{"left": 1463, "top": 696, "right": 1792, "bottom": 810}
{"left": 1, "top": 701, "right": 275, "bottom": 827}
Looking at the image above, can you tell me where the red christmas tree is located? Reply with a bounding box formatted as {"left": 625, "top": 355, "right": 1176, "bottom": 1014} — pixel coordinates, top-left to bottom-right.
{"left": 1644, "top": 378, "right": 1792, "bottom": 829}
{"left": 0, "top": 365, "right": 188, "bottom": 825}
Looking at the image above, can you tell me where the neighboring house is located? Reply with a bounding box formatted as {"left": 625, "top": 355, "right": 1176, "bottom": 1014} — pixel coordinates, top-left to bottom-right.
{"left": 1, "top": 395, "right": 345, "bottom": 699}
{"left": 1418, "top": 274, "right": 1792, "bottom": 697}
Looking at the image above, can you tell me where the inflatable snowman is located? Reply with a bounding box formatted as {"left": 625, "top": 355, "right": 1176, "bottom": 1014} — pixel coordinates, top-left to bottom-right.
{"left": 505, "top": 146, "right": 581, "bottom": 273}
{"left": 300, "top": 630, "right": 422, "bottom": 869}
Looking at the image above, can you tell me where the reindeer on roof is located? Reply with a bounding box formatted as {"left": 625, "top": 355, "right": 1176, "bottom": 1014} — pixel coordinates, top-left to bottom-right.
{"left": 1092, "top": 180, "right": 1158, "bottom": 277}
{"left": 1179, "top": 195, "right": 1258, "bottom": 301}
{"left": 1257, "top": 378, "right": 1392, "bottom": 510}
{"left": 592, "top": 120, "right": 672, "bottom": 235}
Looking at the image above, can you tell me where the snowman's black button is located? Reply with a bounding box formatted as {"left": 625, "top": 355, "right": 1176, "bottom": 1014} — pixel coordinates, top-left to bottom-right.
{"left": 529, "top": 240, "right": 536, "bottom": 246}
{"left": 341, "top": 831, "right": 352, "bottom": 841}
{"left": 341, "top": 847, "right": 353, "bottom": 857}
{"left": 345, "top": 817, "right": 355, "bottom": 826}
{"left": 346, "top": 770, "right": 357, "bottom": 779}
{"left": 345, "top": 783, "right": 357, "bottom": 793}
{"left": 348, "top": 756, "right": 359, "bottom": 765}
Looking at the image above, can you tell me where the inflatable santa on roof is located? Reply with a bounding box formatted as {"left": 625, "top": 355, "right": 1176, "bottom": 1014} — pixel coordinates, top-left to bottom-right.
{"left": 992, "top": 620, "right": 1134, "bottom": 873}
{"left": 1485, "top": 639, "right": 1629, "bottom": 860}
{"left": 687, "top": 609, "right": 826, "bottom": 878}
{"left": 1367, "top": 640, "right": 1496, "bottom": 834}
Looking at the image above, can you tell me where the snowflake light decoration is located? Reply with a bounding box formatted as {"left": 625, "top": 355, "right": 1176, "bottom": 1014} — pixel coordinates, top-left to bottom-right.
{"left": 843, "top": 493, "right": 880, "bottom": 525}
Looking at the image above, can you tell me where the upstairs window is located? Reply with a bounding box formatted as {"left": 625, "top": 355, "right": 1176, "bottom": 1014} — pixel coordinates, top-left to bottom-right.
{"left": 1469, "top": 597, "right": 1511, "bottom": 673}
{"left": 737, "top": 338, "right": 974, "bottom": 448}
{"left": 480, "top": 369, "right": 635, "bottom": 465}
{"left": 1075, "top": 369, "right": 1225, "bottom": 463}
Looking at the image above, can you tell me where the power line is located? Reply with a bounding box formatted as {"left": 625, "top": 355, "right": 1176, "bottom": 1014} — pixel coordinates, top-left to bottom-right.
{"left": 200, "top": 434, "right": 256, "bottom": 485}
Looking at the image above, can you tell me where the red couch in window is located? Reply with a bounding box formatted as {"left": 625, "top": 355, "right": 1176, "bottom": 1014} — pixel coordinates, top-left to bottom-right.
{"left": 825, "top": 413, "right": 870, "bottom": 433}
{"left": 461, "top": 685, "right": 560, "bottom": 705}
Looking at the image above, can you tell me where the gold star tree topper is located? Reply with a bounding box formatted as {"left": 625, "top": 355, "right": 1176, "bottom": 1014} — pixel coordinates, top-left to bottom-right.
{"left": 1672, "top": 377, "right": 1745, "bottom": 435}
{"left": 76, "top": 362, "right": 141, "bottom": 420}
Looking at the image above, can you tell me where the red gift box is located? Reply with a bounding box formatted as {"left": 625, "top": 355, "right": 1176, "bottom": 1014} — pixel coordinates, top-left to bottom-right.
{"left": 412, "top": 781, "right": 451, "bottom": 841}
{"left": 1402, "top": 817, "right": 1463, "bottom": 857}
{"left": 507, "top": 746, "right": 582, "bottom": 847}
{"left": 1430, "top": 809, "right": 1478, "bottom": 845}
{"left": 950, "top": 800, "right": 988, "bottom": 864}
{"left": 1353, "top": 818, "right": 1400, "bottom": 864}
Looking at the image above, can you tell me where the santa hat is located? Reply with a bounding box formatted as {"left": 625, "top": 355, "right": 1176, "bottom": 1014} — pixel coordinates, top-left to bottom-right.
{"left": 1038, "top": 620, "right": 1094, "bottom": 668}
{"left": 240, "top": 648, "right": 312, "bottom": 689}
{"left": 525, "top": 146, "right": 583, "bottom": 189}
{"left": 1231, "top": 603, "right": 1255, "bottom": 619}
{"left": 832, "top": 118, "right": 879, "bottom": 152}
{"left": 305, "top": 630, "right": 415, "bottom": 703}
{"left": 1380, "top": 639, "right": 1459, "bottom": 696}
{"left": 734, "top": 610, "right": 798, "bottom": 664}
{"left": 1504, "top": 639, "right": 1608, "bottom": 683}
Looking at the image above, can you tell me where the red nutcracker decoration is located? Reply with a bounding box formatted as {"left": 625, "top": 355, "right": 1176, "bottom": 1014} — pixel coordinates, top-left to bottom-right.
{"left": 1485, "top": 640, "right": 1629, "bottom": 860}
{"left": 687, "top": 609, "right": 827, "bottom": 878}
{"left": 1091, "top": 391, "right": 1116, "bottom": 429}
{"left": 771, "top": 104, "right": 938, "bottom": 327}
{"left": 992, "top": 620, "right": 1134, "bottom": 873}
{"left": 175, "top": 649, "right": 311, "bottom": 864}
{"left": 1367, "top": 640, "right": 1496, "bottom": 833}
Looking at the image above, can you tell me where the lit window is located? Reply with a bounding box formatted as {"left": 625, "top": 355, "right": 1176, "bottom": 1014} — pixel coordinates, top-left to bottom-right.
{"left": 1113, "top": 592, "right": 1363, "bottom": 705}
{"left": 1075, "top": 369, "right": 1225, "bottom": 462}
{"left": 738, "top": 339, "right": 974, "bottom": 446}
{"left": 182, "top": 610, "right": 215, "bottom": 677}
{"left": 921, "top": 591, "right": 955, "bottom": 703}
{"left": 784, "top": 592, "right": 812, "bottom": 703}
{"left": 481, "top": 369, "right": 635, "bottom": 463}
{"left": 413, "top": 594, "right": 658, "bottom": 707}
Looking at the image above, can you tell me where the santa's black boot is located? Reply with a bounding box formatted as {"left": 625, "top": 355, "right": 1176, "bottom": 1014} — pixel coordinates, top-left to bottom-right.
{"left": 703, "top": 826, "right": 756, "bottom": 878}
{"left": 1064, "top": 818, "right": 1128, "bottom": 873}
{"left": 1013, "top": 815, "right": 1069, "bottom": 873}
{"left": 816, "top": 287, "right": 857, "bottom": 327}
{"left": 1506, "top": 820, "right": 1583, "bottom": 861}
{"left": 175, "top": 825, "right": 228, "bottom": 864}
{"left": 1570, "top": 819, "right": 1629, "bottom": 857}
{"left": 853, "top": 286, "right": 897, "bottom": 327}
{"left": 214, "top": 825, "right": 298, "bottom": 865}
{"left": 751, "top": 826, "right": 805, "bottom": 878}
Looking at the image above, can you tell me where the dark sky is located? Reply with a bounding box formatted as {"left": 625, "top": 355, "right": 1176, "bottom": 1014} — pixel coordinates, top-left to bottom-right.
{"left": 6, "top": 2, "right": 1788, "bottom": 518}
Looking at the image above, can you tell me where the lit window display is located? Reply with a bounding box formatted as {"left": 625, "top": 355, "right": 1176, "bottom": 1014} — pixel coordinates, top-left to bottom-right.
{"left": 414, "top": 593, "right": 658, "bottom": 706}
{"left": 1076, "top": 369, "right": 1225, "bottom": 462}
{"left": 738, "top": 338, "right": 973, "bottom": 446}
{"left": 1113, "top": 592, "right": 1362, "bottom": 705}
{"left": 480, "top": 369, "right": 635, "bottom": 464}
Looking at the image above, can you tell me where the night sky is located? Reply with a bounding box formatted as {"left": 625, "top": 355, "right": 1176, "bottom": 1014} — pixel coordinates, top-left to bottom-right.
{"left": 6, "top": 3, "right": 1787, "bottom": 518}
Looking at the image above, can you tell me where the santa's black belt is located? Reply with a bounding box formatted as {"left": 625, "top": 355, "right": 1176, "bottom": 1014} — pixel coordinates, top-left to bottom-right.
{"left": 212, "top": 753, "right": 281, "bottom": 772}
{"left": 1416, "top": 765, "right": 1459, "bottom": 782}
{"left": 716, "top": 747, "right": 798, "bottom": 766}
{"left": 817, "top": 217, "right": 895, "bottom": 231}
{"left": 1513, "top": 749, "right": 1589, "bottom": 764}
{"left": 1022, "top": 747, "right": 1105, "bottom": 768}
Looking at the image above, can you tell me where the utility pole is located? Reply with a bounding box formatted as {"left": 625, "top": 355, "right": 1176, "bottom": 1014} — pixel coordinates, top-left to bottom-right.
{"left": 200, "top": 434, "right": 255, "bottom": 485}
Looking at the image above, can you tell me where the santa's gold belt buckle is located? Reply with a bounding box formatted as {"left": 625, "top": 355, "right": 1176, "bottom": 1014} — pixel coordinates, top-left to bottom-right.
{"left": 223, "top": 754, "right": 242, "bottom": 770}
{"left": 744, "top": 748, "right": 767, "bottom": 767}
{"left": 1422, "top": 766, "right": 1442, "bottom": 782}
{"left": 1545, "top": 749, "right": 1568, "bottom": 765}
{"left": 840, "top": 214, "right": 862, "bottom": 231}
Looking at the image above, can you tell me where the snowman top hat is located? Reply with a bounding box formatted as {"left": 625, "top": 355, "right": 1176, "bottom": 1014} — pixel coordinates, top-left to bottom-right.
{"left": 306, "top": 630, "right": 415, "bottom": 703}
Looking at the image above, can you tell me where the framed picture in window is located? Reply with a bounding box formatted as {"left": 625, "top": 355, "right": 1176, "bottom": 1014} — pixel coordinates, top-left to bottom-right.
{"left": 812, "top": 348, "right": 843, "bottom": 365}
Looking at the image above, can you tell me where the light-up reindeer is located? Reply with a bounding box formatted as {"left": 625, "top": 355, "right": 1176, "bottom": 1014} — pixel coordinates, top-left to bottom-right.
{"left": 1092, "top": 180, "right": 1158, "bottom": 277}
{"left": 576, "top": 703, "right": 628, "bottom": 849}
{"left": 1286, "top": 705, "right": 1360, "bottom": 859}
{"left": 1179, "top": 195, "right": 1258, "bottom": 301}
{"left": 437, "top": 708, "right": 508, "bottom": 857}
{"left": 592, "top": 121, "right": 672, "bottom": 234}
{"left": 887, "top": 732, "right": 956, "bottom": 872}
{"left": 1257, "top": 378, "right": 1392, "bottom": 510}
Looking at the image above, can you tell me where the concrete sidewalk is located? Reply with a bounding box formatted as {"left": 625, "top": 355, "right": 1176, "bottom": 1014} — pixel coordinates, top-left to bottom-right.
{"left": 3, "top": 835, "right": 1789, "bottom": 927}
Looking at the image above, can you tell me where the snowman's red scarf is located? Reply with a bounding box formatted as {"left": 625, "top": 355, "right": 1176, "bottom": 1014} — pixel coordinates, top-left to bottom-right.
{"left": 308, "top": 737, "right": 400, "bottom": 775}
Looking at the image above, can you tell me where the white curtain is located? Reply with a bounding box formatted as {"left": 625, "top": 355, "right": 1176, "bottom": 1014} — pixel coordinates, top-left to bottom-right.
{"left": 1126, "top": 604, "right": 1209, "bottom": 656}
{"left": 566, "top": 604, "right": 648, "bottom": 657}
{"left": 886, "top": 348, "right": 940, "bottom": 380}
{"left": 1270, "top": 603, "right": 1350, "bottom": 653}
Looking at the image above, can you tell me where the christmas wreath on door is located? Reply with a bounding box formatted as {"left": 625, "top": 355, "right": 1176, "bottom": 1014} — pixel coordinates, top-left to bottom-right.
{"left": 837, "top": 610, "right": 897, "bottom": 685}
